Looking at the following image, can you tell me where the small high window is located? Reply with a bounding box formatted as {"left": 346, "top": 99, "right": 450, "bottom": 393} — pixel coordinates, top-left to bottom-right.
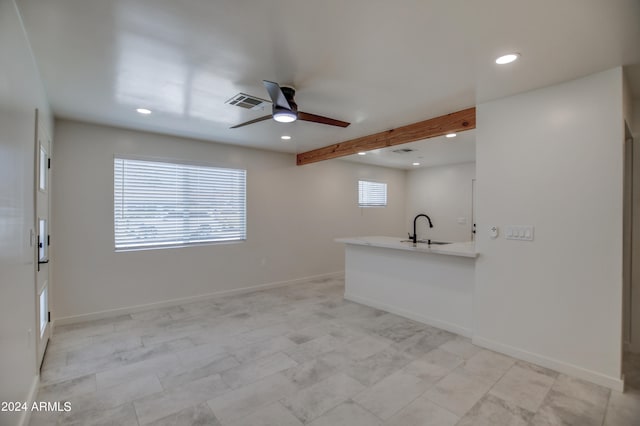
{"left": 358, "top": 180, "right": 387, "bottom": 207}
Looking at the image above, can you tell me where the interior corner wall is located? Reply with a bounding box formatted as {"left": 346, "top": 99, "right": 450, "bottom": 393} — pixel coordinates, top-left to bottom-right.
{"left": 474, "top": 67, "right": 625, "bottom": 390}
{"left": 51, "top": 120, "right": 406, "bottom": 321}
{"left": 633, "top": 99, "right": 640, "bottom": 137}
{"left": 630, "top": 95, "right": 640, "bottom": 353}
{"left": 405, "top": 162, "right": 476, "bottom": 242}
{"left": 0, "top": 1, "right": 54, "bottom": 425}
{"left": 623, "top": 70, "right": 633, "bottom": 130}
{"left": 630, "top": 125, "right": 640, "bottom": 354}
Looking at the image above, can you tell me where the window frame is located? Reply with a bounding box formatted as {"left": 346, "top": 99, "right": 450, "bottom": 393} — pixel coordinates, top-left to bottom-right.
{"left": 358, "top": 179, "right": 388, "bottom": 208}
{"left": 113, "top": 155, "right": 247, "bottom": 252}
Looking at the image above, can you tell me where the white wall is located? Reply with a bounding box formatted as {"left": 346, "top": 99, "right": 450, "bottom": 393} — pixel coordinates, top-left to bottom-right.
{"left": 51, "top": 120, "right": 405, "bottom": 320}
{"left": 406, "top": 162, "right": 475, "bottom": 242}
{"left": 474, "top": 68, "right": 625, "bottom": 390}
{"left": 0, "top": 1, "right": 53, "bottom": 425}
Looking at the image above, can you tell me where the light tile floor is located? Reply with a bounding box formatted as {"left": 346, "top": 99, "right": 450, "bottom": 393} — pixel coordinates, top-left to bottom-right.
{"left": 30, "top": 276, "right": 640, "bottom": 425}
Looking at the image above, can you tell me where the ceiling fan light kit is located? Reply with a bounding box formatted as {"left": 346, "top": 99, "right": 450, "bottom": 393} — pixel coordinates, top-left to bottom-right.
{"left": 230, "top": 80, "right": 350, "bottom": 129}
{"left": 273, "top": 108, "right": 298, "bottom": 123}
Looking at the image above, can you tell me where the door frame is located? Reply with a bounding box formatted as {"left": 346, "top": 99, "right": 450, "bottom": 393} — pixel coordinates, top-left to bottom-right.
{"left": 34, "top": 109, "right": 51, "bottom": 368}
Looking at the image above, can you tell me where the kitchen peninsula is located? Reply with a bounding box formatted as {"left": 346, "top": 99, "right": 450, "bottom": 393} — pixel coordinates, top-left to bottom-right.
{"left": 336, "top": 236, "right": 477, "bottom": 337}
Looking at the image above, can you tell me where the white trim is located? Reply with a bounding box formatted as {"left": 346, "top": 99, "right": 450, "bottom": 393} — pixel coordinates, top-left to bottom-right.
{"left": 344, "top": 292, "right": 472, "bottom": 338}
{"left": 472, "top": 335, "right": 625, "bottom": 392}
{"left": 54, "top": 272, "right": 344, "bottom": 327}
{"left": 18, "top": 374, "right": 39, "bottom": 426}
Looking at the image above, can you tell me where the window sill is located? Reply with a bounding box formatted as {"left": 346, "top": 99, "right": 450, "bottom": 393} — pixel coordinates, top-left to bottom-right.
{"left": 114, "top": 239, "right": 246, "bottom": 253}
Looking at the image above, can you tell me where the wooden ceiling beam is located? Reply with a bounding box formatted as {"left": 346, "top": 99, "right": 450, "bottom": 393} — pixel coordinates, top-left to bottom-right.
{"left": 296, "top": 107, "right": 476, "bottom": 166}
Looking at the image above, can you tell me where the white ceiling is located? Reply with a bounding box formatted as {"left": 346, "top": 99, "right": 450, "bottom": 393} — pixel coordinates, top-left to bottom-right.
{"left": 17, "top": 0, "right": 640, "bottom": 155}
{"left": 342, "top": 130, "right": 475, "bottom": 170}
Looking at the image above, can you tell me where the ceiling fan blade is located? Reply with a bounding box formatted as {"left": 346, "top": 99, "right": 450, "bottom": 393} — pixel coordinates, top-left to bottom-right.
{"left": 230, "top": 115, "right": 272, "bottom": 129}
{"left": 298, "top": 111, "right": 350, "bottom": 128}
{"left": 262, "top": 80, "right": 292, "bottom": 110}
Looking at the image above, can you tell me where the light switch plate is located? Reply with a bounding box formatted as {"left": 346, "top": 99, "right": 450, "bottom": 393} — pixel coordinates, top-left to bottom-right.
{"left": 506, "top": 225, "right": 534, "bottom": 241}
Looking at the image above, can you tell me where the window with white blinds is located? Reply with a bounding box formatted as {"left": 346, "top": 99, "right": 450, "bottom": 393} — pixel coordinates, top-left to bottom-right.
{"left": 358, "top": 180, "right": 387, "bottom": 207}
{"left": 114, "top": 157, "right": 246, "bottom": 250}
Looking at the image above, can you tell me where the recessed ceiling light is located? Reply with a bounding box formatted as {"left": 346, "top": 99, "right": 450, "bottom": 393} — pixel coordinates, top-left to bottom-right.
{"left": 446, "top": 133, "right": 457, "bottom": 138}
{"left": 136, "top": 108, "right": 152, "bottom": 115}
{"left": 495, "top": 53, "right": 520, "bottom": 65}
{"left": 412, "top": 162, "right": 420, "bottom": 166}
{"left": 281, "top": 135, "right": 291, "bottom": 140}
{"left": 358, "top": 152, "right": 367, "bottom": 156}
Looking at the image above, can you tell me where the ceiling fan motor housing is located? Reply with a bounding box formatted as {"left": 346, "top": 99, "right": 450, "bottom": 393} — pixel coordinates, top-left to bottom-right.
{"left": 272, "top": 86, "right": 298, "bottom": 122}
{"left": 279, "top": 86, "right": 298, "bottom": 112}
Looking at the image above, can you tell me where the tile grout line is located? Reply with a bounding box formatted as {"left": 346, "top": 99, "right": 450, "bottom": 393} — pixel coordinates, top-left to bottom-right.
{"left": 131, "top": 400, "right": 142, "bottom": 426}
{"left": 481, "top": 359, "right": 552, "bottom": 418}
{"left": 349, "top": 399, "right": 388, "bottom": 423}
{"left": 600, "top": 389, "right": 613, "bottom": 426}
{"left": 423, "top": 350, "right": 519, "bottom": 422}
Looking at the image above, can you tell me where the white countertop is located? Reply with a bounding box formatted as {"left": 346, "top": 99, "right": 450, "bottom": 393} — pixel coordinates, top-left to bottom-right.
{"left": 335, "top": 236, "right": 477, "bottom": 258}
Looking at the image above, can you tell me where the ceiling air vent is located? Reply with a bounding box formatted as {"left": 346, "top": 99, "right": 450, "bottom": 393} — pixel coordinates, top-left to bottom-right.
{"left": 225, "top": 93, "right": 270, "bottom": 111}
{"left": 391, "top": 148, "right": 415, "bottom": 154}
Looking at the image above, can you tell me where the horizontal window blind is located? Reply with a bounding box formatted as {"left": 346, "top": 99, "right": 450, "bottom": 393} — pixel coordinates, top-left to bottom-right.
{"left": 358, "top": 180, "right": 387, "bottom": 207}
{"left": 114, "top": 157, "right": 246, "bottom": 250}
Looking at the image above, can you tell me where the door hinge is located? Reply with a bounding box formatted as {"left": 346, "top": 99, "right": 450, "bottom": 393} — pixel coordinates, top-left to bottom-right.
{"left": 48, "top": 234, "right": 50, "bottom": 246}
{"left": 48, "top": 311, "right": 51, "bottom": 323}
{"left": 48, "top": 158, "right": 51, "bottom": 169}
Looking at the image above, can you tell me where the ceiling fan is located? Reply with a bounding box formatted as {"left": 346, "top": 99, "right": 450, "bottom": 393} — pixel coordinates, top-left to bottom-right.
{"left": 230, "top": 80, "right": 350, "bottom": 129}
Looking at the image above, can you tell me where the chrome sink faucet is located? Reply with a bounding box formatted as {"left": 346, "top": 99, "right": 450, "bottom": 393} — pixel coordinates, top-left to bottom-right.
{"left": 408, "top": 214, "right": 433, "bottom": 244}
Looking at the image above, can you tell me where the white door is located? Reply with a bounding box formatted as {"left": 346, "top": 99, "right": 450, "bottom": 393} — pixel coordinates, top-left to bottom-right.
{"left": 35, "top": 110, "right": 51, "bottom": 368}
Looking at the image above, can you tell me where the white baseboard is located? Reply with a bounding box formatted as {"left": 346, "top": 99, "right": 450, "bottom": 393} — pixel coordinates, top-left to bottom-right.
{"left": 344, "top": 292, "right": 473, "bottom": 338}
{"left": 473, "top": 335, "right": 624, "bottom": 392}
{"left": 54, "top": 271, "right": 344, "bottom": 327}
{"left": 18, "top": 374, "right": 39, "bottom": 426}
{"left": 343, "top": 290, "right": 624, "bottom": 391}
